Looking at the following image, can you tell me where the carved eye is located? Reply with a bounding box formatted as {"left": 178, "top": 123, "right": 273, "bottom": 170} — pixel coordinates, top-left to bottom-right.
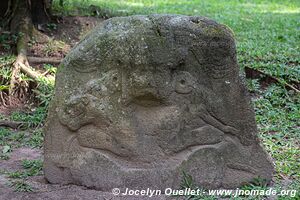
{"left": 174, "top": 71, "right": 195, "bottom": 94}
{"left": 180, "top": 79, "right": 186, "bottom": 85}
{"left": 112, "top": 76, "right": 118, "bottom": 82}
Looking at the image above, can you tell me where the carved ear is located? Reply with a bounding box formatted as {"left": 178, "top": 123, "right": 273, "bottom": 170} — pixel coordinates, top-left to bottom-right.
{"left": 58, "top": 95, "right": 90, "bottom": 131}
{"left": 174, "top": 71, "right": 195, "bottom": 94}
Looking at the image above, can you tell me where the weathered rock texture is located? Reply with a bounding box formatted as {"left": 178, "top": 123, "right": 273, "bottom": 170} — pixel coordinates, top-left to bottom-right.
{"left": 44, "top": 14, "right": 274, "bottom": 191}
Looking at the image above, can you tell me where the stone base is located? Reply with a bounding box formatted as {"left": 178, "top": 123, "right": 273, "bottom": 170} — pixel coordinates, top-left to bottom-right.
{"left": 45, "top": 136, "right": 273, "bottom": 191}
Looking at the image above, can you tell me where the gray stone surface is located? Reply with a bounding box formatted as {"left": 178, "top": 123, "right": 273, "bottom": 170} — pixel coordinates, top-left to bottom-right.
{"left": 44, "top": 14, "right": 274, "bottom": 191}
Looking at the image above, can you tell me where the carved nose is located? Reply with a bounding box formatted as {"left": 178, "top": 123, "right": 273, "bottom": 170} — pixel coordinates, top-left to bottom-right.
{"left": 132, "top": 73, "right": 155, "bottom": 88}
{"left": 121, "top": 72, "right": 158, "bottom": 105}
{"left": 131, "top": 72, "right": 158, "bottom": 97}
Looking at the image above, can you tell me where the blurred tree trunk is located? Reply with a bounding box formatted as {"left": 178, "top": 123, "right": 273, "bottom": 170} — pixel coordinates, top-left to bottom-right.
{"left": 0, "top": 1, "right": 9, "bottom": 19}
{"left": 0, "top": 0, "right": 52, "bottom": 100}
{"left": 1, "top": 0, "right": 52, "bottom": 29}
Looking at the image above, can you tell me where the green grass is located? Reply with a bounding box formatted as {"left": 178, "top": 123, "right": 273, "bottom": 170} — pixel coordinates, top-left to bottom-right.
{"left": 0, "top": 56, "right": 15, "bottom": 91}
{"left": 8, "top": 158, "right": 43, "bottom": 178}
{"left": 0, "top": 55, "right": 49, "bottom": 158}
{"left": 255, "top": 85, "right": 300, "bottom": 186}
{"left": 9, "top": 180, "right": 33, "bottom": 192}
{"left": 0, "top": 107, "right": 46, "bottom": 157}
{"left": 0, "top": 127, "right": 44, "bottom": 147}
{"left": 4, "top": 159, "right": 42, "bottom": 192}
{"left": 10, "top": 107, "right": 48, "bottom": 128}
{"left": 0, "top": 128, "right": 44, "bottom": 159}
{"left": 180, "top": 170, "right": 299, "bottom": 199}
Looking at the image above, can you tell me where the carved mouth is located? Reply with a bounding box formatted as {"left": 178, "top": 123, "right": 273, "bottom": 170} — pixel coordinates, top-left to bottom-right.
{"left": 132, "top": 92, "right": 164, "bottom": 107}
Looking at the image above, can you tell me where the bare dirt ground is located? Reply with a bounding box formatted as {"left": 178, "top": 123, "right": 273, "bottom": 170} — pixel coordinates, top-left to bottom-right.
{"left": 0, "top": 148, "right": 167, "bottom": 200}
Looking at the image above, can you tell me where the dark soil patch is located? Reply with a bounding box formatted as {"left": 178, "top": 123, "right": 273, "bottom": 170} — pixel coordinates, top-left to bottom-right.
{"left": 43, "top": 16, "right": 103, "bottom": 46}
{"left": 28, "top": 16, "right": 104, "bottom": 67}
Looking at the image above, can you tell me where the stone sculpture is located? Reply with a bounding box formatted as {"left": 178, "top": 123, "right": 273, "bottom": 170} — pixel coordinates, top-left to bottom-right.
{"left": 44, "top": 14, "right": 274, "bottom": 191}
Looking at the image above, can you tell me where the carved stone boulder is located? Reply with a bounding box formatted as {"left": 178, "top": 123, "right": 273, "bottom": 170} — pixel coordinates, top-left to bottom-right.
{"left": 44, "top": 14, "right": 274, "bottom": 190}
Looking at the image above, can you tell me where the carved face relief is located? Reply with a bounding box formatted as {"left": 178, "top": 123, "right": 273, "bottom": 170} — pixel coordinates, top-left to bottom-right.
{"left": 45, "top": 15, "right": 273, "bottom": 191}
{"left": 57, "top": 49, "right": 242, "bottom": 163}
